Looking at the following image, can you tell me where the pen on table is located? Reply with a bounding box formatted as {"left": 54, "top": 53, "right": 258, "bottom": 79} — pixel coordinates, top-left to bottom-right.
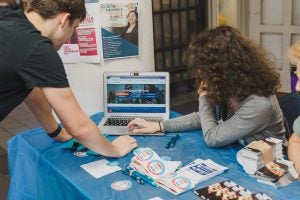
{"left": 170, "top": 134, "right": 179, "bottom": 148}
{"left": 122, "top": 165, "right": 144, "bottom": 185}
{"left": 133, "top": 170, "right": 158, "bottom": 187}
{"left": 166, "top": 134, "right": 180, "bottom": 149}
{"left": 129, "top": 171, "right": 144, "bottom": 185}
{"left": 127, "top": 166, "right": 158, "bottom": 187}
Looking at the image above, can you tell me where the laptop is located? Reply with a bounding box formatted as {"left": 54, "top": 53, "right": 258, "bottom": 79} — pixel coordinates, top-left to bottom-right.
{"left": 98, "top": 72, "right": 170, "bottom": 135}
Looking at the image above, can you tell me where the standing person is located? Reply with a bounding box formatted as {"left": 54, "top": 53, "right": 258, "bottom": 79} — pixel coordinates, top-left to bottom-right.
{"left": 0, "top": 0, "right": 137, "bottom": 157}
{"left": 128, "top": 26, "right": 286, "bottom": 147}
{"left": 0, "top": 0, "right": 14, "bottom": 7}
{"left": 120, "top": 10, "right": 138, "bottom": 46}
{"left": 287, "top": 41, "right": 300, "bottom": 174}
{"left": 0, "top": 0, "right": 26, "bottom": 9}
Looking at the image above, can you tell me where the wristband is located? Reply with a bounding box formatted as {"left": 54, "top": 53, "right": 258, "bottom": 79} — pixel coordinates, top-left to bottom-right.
{"left": 47, "top": 125, "right": 62, "bottom": 138}
{"left": 158, "top": 122, "right": 163, "bottom": 132}
{"left": 158, "top": 122, "right": 161, "bottom": 132}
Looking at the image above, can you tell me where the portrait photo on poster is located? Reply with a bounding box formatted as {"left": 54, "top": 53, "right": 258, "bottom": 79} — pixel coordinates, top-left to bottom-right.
{"left": 99, "top": 0, "right": 140, "bottom": 60}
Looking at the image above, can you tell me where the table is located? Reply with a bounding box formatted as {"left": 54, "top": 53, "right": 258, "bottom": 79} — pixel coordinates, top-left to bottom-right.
{"left": 7, "top": 112, "right": 300, "bottom": 200}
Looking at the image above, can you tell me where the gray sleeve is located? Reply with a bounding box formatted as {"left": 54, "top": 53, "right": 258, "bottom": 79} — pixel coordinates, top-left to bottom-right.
{"left": 162, "top": 112, "right": 202, "bottom": 132}
{"left": 199, "top": 96, "right": 272, "bottom": 147}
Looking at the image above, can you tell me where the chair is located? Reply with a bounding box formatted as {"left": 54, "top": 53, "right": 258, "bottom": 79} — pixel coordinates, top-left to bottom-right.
{"left": 278, "top": 92, "right": 300, "bottom": 140}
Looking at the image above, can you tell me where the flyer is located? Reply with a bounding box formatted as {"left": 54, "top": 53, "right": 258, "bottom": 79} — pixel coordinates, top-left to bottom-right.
{"left": 58, "top": 0, "right": 101, "bottom": 63}
{"left": 99, "top": 0, "right": 140, "bottom": 59}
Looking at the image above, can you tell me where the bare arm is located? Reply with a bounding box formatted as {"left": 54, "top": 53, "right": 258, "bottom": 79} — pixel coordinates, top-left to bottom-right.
{"left": 288, "top": 133, "right": 300, "bottom": 175}
{"left": 41, "top": 87, "right": 137, "bottom": 157}
{"left": 25, "top": 87, "right": 72, "bottom": 141}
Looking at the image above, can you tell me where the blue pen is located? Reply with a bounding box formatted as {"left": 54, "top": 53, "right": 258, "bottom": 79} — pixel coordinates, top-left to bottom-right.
{"left": 127, "top": 166, "right": 158, "bottom": 187}
{"left": 122, "top": 165, "right": 144, "bottom": 185}
{"left": 166, "top": 134, "right": 180, "bottom": 149}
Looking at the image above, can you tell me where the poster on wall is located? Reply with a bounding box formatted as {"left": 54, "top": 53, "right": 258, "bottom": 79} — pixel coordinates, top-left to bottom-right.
{"left": 99, "top": 0, "right": 140, "bottom": 60}
{"left": 58, "top": 0, "right": 101, "bottom": 63}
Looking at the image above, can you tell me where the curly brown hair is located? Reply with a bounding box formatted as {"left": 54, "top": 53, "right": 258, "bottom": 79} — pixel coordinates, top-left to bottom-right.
{"left": 187, "top": 26, "right": 280, "bottom": 106}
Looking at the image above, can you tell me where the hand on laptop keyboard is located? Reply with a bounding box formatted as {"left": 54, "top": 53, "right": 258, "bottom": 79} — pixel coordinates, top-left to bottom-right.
{"left": 127, "top": 118, "right": 162, "bottom": 134}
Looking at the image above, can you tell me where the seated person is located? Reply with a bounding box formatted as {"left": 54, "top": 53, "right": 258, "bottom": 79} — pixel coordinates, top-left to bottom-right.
{"left": 287, "top": 41, "right": 300, "bottom": 174}
{"left": 288, "top": 119, "right": 300, "bottom": 175}
{"left": 128, "top": 26, "right": 285, "bottom": 147}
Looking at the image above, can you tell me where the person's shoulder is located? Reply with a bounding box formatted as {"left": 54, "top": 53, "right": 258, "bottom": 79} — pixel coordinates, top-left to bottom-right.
{"left": 1, "top": 9, "right": 49, "bottom": 45}
{"left": 244, "top": 94, "right": 274, "bottom": 104}
{"left": 241, "top": 95, "right": 274, "bottom": 110}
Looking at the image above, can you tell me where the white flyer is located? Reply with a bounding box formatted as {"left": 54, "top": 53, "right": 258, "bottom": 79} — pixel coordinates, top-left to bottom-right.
{"left": 80, "top": 159, "right": 121, "bottom": 178}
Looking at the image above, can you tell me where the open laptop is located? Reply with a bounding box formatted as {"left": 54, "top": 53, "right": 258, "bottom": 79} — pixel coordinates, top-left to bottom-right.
{"left": 98, "top": 72, "right": 170, "bottom": 135}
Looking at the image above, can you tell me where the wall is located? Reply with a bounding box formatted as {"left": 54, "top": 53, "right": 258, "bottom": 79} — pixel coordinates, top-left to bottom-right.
{"left": 63, "top": 1, "right": 155, "bottom": 116}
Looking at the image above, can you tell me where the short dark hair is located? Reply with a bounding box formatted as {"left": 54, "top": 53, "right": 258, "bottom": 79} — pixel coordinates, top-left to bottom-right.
{"left": 26, "top": 0, "right": 86, "bottom": 23}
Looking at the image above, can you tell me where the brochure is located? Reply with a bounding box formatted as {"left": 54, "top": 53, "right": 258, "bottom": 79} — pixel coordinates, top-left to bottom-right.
{"left": 130, "top": 148, "right": 227, "bottom": 195}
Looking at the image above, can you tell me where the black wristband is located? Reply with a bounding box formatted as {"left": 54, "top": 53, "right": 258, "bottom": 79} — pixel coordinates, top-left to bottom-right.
{"left": 47, "top": 125, "right": 62, "bottom": 138}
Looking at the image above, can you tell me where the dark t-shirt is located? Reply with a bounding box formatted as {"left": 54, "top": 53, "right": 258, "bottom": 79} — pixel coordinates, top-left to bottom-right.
{"left": 0, "top": 8, "right": 69, "bottom": 121}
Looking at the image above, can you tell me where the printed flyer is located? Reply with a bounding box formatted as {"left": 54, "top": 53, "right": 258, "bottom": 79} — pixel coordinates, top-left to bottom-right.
{"left": 58, "top": 0, "right": 101, "bottom": 63}
{"left": 99, "top": 0, "right": 140, "bottom": 59}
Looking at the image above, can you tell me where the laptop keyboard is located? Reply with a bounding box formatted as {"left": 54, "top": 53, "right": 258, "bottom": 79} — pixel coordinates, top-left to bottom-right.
{"left": 104, "top": 117, "right": 162, "bottom": 126}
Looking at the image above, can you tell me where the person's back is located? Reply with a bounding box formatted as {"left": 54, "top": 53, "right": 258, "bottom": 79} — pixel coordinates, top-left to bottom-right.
{"left": 0, "top": 8, "right": 65, "bottom": 121}
{"left": 127, "top": 25, "right": 285, "bottom": 148}
{"left": 0, "top": 0, "right": 137, "bottom": 157}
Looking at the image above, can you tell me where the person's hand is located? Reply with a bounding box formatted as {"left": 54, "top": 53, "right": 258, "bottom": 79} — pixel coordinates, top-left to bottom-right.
{"left": 198, "top": 81, "right": 207, "bottom": 97}
{"left": 53, "top": 128, "right": 73, "bottom": 142}
{"left": 111, "top": 135, "right": 138, "bottom": 157}
{"left": 127, "top": 118, "right": 160, "bottom": 134}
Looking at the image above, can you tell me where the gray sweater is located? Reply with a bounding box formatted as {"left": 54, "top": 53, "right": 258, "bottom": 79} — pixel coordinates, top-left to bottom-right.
{"left": 162, "top": 95, "right": 286, "bottom": 147}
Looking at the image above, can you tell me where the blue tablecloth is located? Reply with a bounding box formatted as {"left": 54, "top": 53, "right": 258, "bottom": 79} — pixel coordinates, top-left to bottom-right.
{"left": 7, "top": 112, "right": 300, "bottom": 200}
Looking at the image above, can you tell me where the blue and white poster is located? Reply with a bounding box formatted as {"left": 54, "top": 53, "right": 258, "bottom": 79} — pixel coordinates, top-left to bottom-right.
{"left": 99, "top": 0, "right": 140, "bottom": 60}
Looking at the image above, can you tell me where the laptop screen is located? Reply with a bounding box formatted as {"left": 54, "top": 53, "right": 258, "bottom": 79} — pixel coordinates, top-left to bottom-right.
{"left": 106, "top": 74, "right": 167, "bottom": 115}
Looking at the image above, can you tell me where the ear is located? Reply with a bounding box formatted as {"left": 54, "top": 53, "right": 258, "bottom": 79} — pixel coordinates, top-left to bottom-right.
{"left": 60, "top": 13, "right": 71, "bottom": 28}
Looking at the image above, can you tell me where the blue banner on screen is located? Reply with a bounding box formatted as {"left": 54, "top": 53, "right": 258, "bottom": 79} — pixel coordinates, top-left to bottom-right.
{"left": 106, "top": 76, "right": 167, "bottom": 114}
{"left": 107, "top": 107, "right": 166, "bottom": 113}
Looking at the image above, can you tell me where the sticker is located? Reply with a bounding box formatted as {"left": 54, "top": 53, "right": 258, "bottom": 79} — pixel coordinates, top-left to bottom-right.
{"left": 111, "top": 180, "right": 132, "bottom": 191}
{"left": 171, "top": 177, "right": 192, "bottom": 191}
{"left": 148, "top": 197, "right": 164, "bottom": 200}
{"left": 147, "top": 160, "right": 165, "bottom": 176}
{"left": 73, "top": 151, "right": 88, "bottom": 157}
{"left": 161, "top": 156, "right": 172, "bottom": 161}
{"left": 136, "top": 149, "right": 153, "bottom": 161}
{"left": 107, "top": 161, "right": 120, "bottom": 166}
{"left": 133, "top": 147, "right": 145, "bottom": 155}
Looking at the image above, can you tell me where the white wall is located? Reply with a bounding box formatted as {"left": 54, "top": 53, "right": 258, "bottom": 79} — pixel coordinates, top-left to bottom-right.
{"left": 64, "top": 1, "right": 155, "bottom": 116}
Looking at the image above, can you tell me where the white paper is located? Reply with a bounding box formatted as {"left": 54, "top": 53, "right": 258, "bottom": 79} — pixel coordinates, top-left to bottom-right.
{"left": 80, "top": 159, "right": 121, "bottom": 178}
{"left": 148, "top": 197, "right": 164, "bottom": 200}
{"left": 58, "top": 2, "right": 101, "bottom": 63}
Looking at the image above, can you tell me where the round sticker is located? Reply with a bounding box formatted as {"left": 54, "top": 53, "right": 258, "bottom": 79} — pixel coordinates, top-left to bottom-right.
{"left": 133, "top": 147, "right": 145, "bottom": 155}
{"left": 172, "top": 177, "right": 192, "bottom": 190}
{"left": 111, "top": 180, "right": 132, "bottom": 191}
{"left": 73, "top": 151, "right": 88, "bottom": 157}
{"left": 147, "top": 160, "right": 165, "bottom": 176}
{"left": 135, "top": 149, "right": 153, "bottom": 161}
